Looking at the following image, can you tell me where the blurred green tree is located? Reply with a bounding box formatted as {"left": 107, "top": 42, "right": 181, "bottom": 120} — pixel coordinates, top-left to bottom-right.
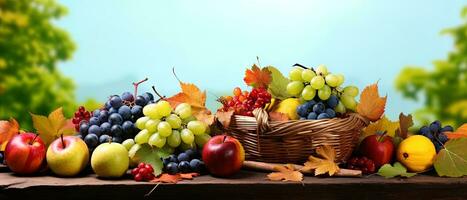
{"left": 0, "top": 0, "right": 76, "bottom": 130}
{"left": 395, "top": 7, "right": 467, "bottom": 128}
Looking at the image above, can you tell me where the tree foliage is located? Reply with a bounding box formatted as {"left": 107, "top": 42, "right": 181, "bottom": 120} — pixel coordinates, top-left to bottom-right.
{"left": 0, "top": 0, "right": 76, "bottom": 130}
{"left": 395, "top": 6, "right": 467, "bottom": 128}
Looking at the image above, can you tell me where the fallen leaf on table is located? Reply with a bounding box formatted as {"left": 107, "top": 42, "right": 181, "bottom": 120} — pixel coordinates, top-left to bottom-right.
{"left": 151, "top": 173, "right": 200, "bottom": 183}
{"left": 361, "top": 116, "right": 399, "bottom": 139}
{"left": 165, "top": 81, "right": 212, "bottom": 123}
{"left": 267, "top": 164, "right": 303, "bottom": 182}
{"left": 301, "top": 145, "right": 340, "bottom": 176}
{"left": 215, "top": 110, "right": 234, "bottom": 128}
{"left": 377, "top": 162, "right": 416, "bottom": 178}
{"left": 31, "top": 107, "right": 75, "bottom": 146}
{"left": 243, "top": 64, "right": 272, "bottom": 89}
{"left": 396, "top": 113, "right": 413, "bottom": 139}
{"left": 266, "top": 66, "right": 291, "bottom": 100}
{"left": 356, "top": 82, "right": 387, "bottom": 122}
{"left": 0, "top": 118, "right": 20, "bottom": 151}
{"left": 434, "top": 138, "right": 467, "bottom": 177}
{"left": 269, "top": 112, "right": 289, "bottom": 121}
{"left": 447, "top": 124, "right": 467, "bottom": 139}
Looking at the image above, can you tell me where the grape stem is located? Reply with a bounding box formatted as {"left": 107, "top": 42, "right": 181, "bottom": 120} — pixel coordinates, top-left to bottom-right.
{"left": 256, "top": 56, "right": 261, "bottom": 67}
{"left": 151, "top": 86, "right": 166, "bottom": 102}
{"left": 172, "top": 67, "right": 182, "bottom": 83}
{"left": 133, "top": 78, "right": 149, "bottom": 98}
{"left": 293, "top": 63, "right": 308, "bottom": 70}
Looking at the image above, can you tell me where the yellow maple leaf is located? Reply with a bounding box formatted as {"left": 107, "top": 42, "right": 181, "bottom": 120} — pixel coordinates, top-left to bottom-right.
{"left": 357, "top": 82, "right": 387, "bottom": 122}
{"left": 267, "top": 164, "right": 303, "bottom": 182}
{"left": 301, "top": 145, "right": 340, "bottom": 176}
{"left": 31, "top": 107, "right": 76, "bottom": 146}
{"left": 361, "top": 116, "right": 399, "bottom": 140}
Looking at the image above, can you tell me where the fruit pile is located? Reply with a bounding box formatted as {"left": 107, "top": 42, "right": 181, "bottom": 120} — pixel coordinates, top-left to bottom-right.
{"left": 287, "top": 65, "right": 359, "bottom": 120}
{"left": 131, "top": 163, "right": 155, "bottom": 181}
{"left": 133, "top": 101, "right": 211, "bottom": 149}
{"left": 77, "top": 91, "right": 154, "bottom": 152}
{"left": 162, "top": 149, "right": 204, "bottom": 174}
{"left": 219, "top": 87, "right": 272, "bottom": 116}
{"left": 419, "top": 120, "right": 452, "bottom": 152}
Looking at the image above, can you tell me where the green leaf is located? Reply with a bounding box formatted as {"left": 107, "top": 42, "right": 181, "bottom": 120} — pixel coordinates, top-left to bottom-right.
{"left": 434, "top": 138, "right": 467, "bottom": 177}
{"left": 129, "top": 144, "right": 164, "bottom": 176}
{"left": 266, "top": 66, "right": 291, "bottom": 100}
{"left": 377, "top": 162, "right": 416, "bottom": 178}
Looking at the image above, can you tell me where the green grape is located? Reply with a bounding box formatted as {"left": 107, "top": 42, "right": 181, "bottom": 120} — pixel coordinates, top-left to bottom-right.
{"left": 310, "top": 76, "right": 325, "bottom": 89}
{"left": 135, "top": 116, "right": 150, "bottom": 130}
{"left": 182, "top": 115, "right": 197, "bottom": 124}
{"left": 166, "top": 114, "right": 182, "bottom": 129}
{"left": 175, "top": 103, "right": 192, "bottom": 119}
{"left": 122, "top": 139, "right": 135, "bottom": 151}
{"left": 286, "top": 81, "right": 304, "bottom": 96}
{"left": 194, "top": 134, "right": 211, "bottom": 148}
{"left": 318, "top": 85, "right": 331, "bottom": 100}
{"left": 335, "top": 101, "right": 346, "bottom": 114}
{"left": 341, "top": 94, "right": 357, "bottom": 111}
{"left": 157, "top": 121, "right": 172, "bottom": 137}
{"left": 167, "top": 130, "right": 181, "bottom": 148}
{"left": 128, "top": 143, "right": 141, "bottom": 158}
{"left": 289, "top": 67, "right": 303, "bottom": 81}
{"left": 179, "top": 141, "right": 196, "bottom": 151}
{"left": 343, "top": 86, "right": 359, "bottom": 97}
{"left": 316, "top": 64, "right": 328, "bottom": 76}
{"left": 301, "top": 85, "right": 316, "bottom": 100}
{"left": 135, "top": 129, "right": 151, "bottom": 144}
{"left": 155, "top": 100, "right": 172, "bottom": 117}
{"left": 142, "top": 104, "right": 160, "bottom": 119}
{"left": 301, "top": 69, "right": 316, "bottom": 82}
{"left": 145, "top": 119, "right": 160, "bottom": 133}
{"left": 336, "top": 74, "right": 345, "bottom": 86}
{"left": 325, "top": 74, "right": 339, "bottom": 87}
{"left": 336, "top": 86, "right": 344, "bottom": 92}
{"left": 187, "top": 121, "right": 206, "bottom": 135}
{"left": 205, "top": 125, "right": 211, "bottom": 135}
{"left": 148, "top": 132, "right": 166, "bottom": 148}
{"left": 180, "top": 128, "right": 195, "bottom": 144}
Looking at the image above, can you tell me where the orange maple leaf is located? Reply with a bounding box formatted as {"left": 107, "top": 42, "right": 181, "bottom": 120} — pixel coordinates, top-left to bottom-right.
{"left": 356, "top": 82, "right": 387, "bottom": 122}
{"left": 447, "top": 124, "right": 467, "bottom": 139}
{"left": 301, "top": 145, "right": 340, "bottom": 176}
{"left": 0, "top": 118, "right": 20, "bottom": 151}
{"left": 215, "top": 110, "right": 234, "bottom": 128}
{"left": 267, "top": 164, "right": 303, "bottom": 182}
{"left": 243, "top": 64, "right": 272, "bottom": 89}
{"left": 151, "top": 173, "right": 200, "bottom": 184}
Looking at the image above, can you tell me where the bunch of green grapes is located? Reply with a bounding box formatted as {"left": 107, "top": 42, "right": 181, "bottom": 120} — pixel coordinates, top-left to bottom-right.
{"left": 133, "top": 100, "right": 211, "bottom": 151}
{"left": 286, "top": 64, "right": 359, "bottom": 112}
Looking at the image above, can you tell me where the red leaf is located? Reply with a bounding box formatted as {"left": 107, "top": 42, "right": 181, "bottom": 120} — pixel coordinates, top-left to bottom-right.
{"left": 243, "top": 64, "right": 272, "bottom": 89}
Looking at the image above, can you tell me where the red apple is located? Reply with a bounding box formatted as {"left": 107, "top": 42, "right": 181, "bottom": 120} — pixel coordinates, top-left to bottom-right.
{"left": 202, "top": 135, "right": 245, "bottom": 177}
{"left": 4, "top": 133, "right": 46, "bottom": 174}
{"left": 359, "top": 134, "right": 394, "bottom": 168}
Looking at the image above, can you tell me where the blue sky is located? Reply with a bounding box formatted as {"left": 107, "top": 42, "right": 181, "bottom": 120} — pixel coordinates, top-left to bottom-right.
{"left": 57, "top": 0, "right": 465, "bottom": 119}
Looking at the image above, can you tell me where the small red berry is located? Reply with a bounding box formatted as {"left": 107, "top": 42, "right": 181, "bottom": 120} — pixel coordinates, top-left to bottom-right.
{"left": 134, "top": 173, "right": 143, "bottom": 181}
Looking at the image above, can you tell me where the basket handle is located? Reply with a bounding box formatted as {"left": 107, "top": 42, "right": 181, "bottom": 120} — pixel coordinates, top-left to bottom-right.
{"left": 252, "top": 108, "right": 271, "bottom": 153}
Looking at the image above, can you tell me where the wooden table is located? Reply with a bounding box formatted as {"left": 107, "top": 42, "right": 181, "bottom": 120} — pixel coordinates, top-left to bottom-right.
{"left": 1, "top": 167, "right": 467, "bottom": 200}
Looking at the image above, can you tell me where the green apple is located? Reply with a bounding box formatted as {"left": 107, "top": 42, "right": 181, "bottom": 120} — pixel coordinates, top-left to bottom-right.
{"left": 91, "top": 142, "right": 129, "bottom": 178}
{"left": 46, "top": 136, "right": 89, "bottom": 177}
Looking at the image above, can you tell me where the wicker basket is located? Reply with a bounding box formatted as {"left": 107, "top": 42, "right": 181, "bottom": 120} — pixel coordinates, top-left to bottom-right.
{"left": 226, "top": 109, "right": 369, "bottom": 164}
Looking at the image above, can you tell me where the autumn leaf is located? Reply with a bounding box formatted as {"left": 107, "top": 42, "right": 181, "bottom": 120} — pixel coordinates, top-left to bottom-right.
{"left": 0, "top": 118, "right": 20, "bottom": 151}
{"left": 361, "top": 116, "right": 399, "bottom": 139}
{"left": 165, "top": 81, "right": 213, "bottom": 124}
{"left": 377, "top": 162, "right": 416, "bottom": 178}
{"left": 243, "top": 64, "right": 272, "bottom": 89}
{"left": 266, "top": 66, "right": 291, "bottom": 100}
{"left": 396, "top": 113, "right": 413, "bottom": 139}
{"left": 301, "top": 145, "right": 340, "bottom": 176}
{"left": 151, "top": 173, "right": 200, "bottom": 183}
{"left": 356, "top": 82, "right": 387, "bottom": 122}
{"left": 31, "top": 107, "right": 76, "bottom": 146}
{"left": 269, "top": 112, "right": 289, "bottom": 121}
{"left": 267, "top": 164, "right": 303, "bottom": 182}
{"left": 447, "top": 124, "right": 467, "bottom": 139}
{"left": 215, "top": 110, "right": 234, "bottom": 128}
{"left": 434, "top": 138, "right": 467, "bottom": 177}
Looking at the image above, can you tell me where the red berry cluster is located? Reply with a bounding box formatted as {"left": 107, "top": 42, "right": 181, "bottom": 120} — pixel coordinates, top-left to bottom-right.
{"left": 346, "top": 156, "right": 376, "bottom": 174}
{"left": 131, "top": 163, "right": 155, "bottom": 182}
{"left": 72, "top": 106, "right": 91, "bottom": 131}
{"left": 220, "top": 87, "right": 271, "bottom": 116}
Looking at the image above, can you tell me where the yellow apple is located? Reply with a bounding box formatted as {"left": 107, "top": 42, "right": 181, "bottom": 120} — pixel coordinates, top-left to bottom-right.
{"left": 91, "top": 142, "right": 129, "bottom": 178}
{"left": 46, "top": 136, "right": 89, "bottom": 177}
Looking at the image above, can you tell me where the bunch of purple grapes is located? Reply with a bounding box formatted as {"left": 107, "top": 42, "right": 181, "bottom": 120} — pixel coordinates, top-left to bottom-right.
{"left": 419, "top": 120, "right": 453, "bottom": 152}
